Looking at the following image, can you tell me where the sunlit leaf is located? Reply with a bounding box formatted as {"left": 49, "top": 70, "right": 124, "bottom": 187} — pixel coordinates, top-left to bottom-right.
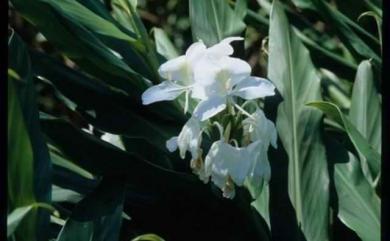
{"left": 189, "top": 0, "right": 246, "bottom": 46}
{"left": 268, "top": 1, "right": 330, "bottom": 240}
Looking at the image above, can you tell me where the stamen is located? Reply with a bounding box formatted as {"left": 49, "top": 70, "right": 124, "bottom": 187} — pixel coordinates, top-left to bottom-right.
{"left": 234, "top": 103, "right": 255, "bottom": 120}
{"left": 213, "top": 121, "right": 225, "bottom": 140}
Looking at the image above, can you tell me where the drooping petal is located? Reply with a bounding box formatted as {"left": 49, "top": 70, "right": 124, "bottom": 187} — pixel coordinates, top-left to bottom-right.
{"left": 248, "top": 142, "right": 271, "bottom": 183}
{"left": 158, "top": 56, "right": 189, "bottom": 83}
{"left": 207, "top": 36, "right": 244, "bottom": 58}
{"left": 232, "top": 77, "right": 275, "bottom": 100}
{"left": 166, "top": 136, "right": 178, "bottom": 152}
{"left": 246, "top": 141, "right": 271, "bottom": 198}
{"left": 193, "top": 96, "right": 227, "bottom": 121}
{"left": 267, "top": 119, "right": 278, "bottom": 148}
{"left": 205, "top": 140, "right": 257, "bottom": 186}
{"left": 177, "top": 117, "right": 202, "bottom": 160}
{"left": 243, "top": 109, "right": 278, "bottom": 148}
{"left": 141, "top": 81, "right": 186, "bottom": 105}
{"left": 186, "top": 41, "right": 207, "bottom": 64}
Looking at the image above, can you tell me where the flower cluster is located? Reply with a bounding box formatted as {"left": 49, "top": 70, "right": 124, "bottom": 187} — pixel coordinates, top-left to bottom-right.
{"left": 142, "top": 37, "right": 277, "bottom": 199}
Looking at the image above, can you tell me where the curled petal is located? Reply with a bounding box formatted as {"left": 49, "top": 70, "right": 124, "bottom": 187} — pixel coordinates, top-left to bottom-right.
{"left": 142, "top": 81, "right": 186, "bottom": 105}
{"left": 207, "top": 36, "right": 244, "bottom": 58}
{"left": 193, "top": 96, "right": 227, "bottom": 121}
{"left": 233, "top": 77, "right": 275, "bottom": 100}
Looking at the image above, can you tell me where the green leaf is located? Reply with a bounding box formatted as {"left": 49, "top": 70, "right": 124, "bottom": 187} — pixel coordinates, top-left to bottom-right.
{"left": 52, "top": 185, "right": 84, "bottom": 203}
{"left": 189, "top": 0, "right": 246, "bottom": 46}
{"left": 348, "top": 60, "right": 381, "bottom": 184}
{"left": 7, "top": 205, "right": 35, "bottom": 238}
{"left": 358, "top": 11, "right": 382, "bottom": 50}
{"left": 70, "top": 176, "right": 126, "bottom": 221}
{"left": 326, "top": 139, "right": 380, "bottom": 241}
{"left": 30, "top": 52, "right": 184, "bottom": 156}
{"left": 132, "top": 234, "right": 166, "bottom": 241}
{"left": 40, "top": 119, "right": 200, "bottom": 194}
{"left": 268, "top": 1, "right": 329, "bottom": 240}
{"left": 39, "top": 0, "right": 137, "bottom": 42}
{"left": 8, "top": 35, "right": 43, "bottom": 241}
{"left": 291, "top": 0, "right": 315, "bottom": 10}
{"left": 7, "top": 203, "right": 55, "bottom": 238}
{"left": 233, "top": 0, "right": 248, "bottom": 20}
{"left": 12, "top": 0, "right": 149, "bottom": 93}
{"left": 307, "top": 101, "right": 381, "bottom": 183}
{"left": 56, "top": 205, "right": 124, "bottom": 241}
{"left": 312, "top": 0, "right": 381, "bottom": 64}
{"left": 251, "top": 184, "right": 270, "bottom": 228}
{"left": 9, "top": 34, "right": 52, "bottom": 224}
{"left": 50, "top": 149, "right": 95, "bottom": 180}
{"left": 56, "top": 219, "right": 94, "bottom": 241}
{"left": 153, "top": 28, "right": 179, "bottom": 60}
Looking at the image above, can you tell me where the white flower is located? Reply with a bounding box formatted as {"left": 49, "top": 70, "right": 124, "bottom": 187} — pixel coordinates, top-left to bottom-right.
{"left": 204, "top": 140, "right": 262, "bottom": 199}
{"left": 243, "top": 109, "right": 277, "bottom": 148}
{"left": 166, "top": 117, "right": 209, "bottom": 182}
{"left": 165, "top": 117, "right": 203, "bottom": 160}
{"left": 141, "top": 37, "right": 257, "bottom": 109}
{"left": 242, "top": 109, "right": 277, "bottom": 197}
{"left": 191, "top": 57, "right": 275, "bottom": 121}
{"left": 142, "top": 41, "right": 207, "bottom": 105}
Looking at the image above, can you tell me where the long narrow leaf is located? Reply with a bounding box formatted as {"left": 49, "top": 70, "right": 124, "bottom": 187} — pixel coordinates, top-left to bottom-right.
{"left": 268, "top": 1, "right": 330, "bottom": 240}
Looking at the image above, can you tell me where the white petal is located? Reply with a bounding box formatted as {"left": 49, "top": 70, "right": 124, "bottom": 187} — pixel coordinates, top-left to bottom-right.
{"left": 141, "top": 81, "right": 186, "bottom": 105}
{"left": 177, "top": 117, "right": 202, "bottom": 159}
{"left": 267, "top": 120, "right": 278, "bottom": 148}
{"left": 243, "top": 109, "right": 278, "bottom": 148}
{"left": 205, "top": 141, "right": 258, "bottom": 186}
{"left": 248, "top": 142, "right": 271, "bottom": 183}
{"left": 207, "top": 36, "right": 244, "bottom": 58}
{"left": 221, "top": 36, "right": 244, "bottom": 44}
{"left": 219, "top": 57, "right": 251, "bottom": 85}
{"left": 158, "top": 56, "right": 190, "bottom": 83}
{"left": 193, "top": 96, "right": 227, "bottom": 121}
{"left": 246, "top": 142, "right": 271, "bottom": 198}
{"left": 166, "top": 136, "right": 178, "bottom": 152}
{"left": 192, "top": 58, "right": 220, "bottom": 87}
{"left": 233, "top": 77, "right": 275, "bottom": 100}
{"left": 185, "top": 41, "right": 207, "bottom": 64}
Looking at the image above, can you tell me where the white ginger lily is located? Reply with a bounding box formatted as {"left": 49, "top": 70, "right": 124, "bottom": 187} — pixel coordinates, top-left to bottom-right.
{"left": 204, "top": 139, "right": 262, "bottom": 199}
{"left": 191, "top": 55, "right": 275, "bottom": 121}
{"left": 166, "top": 117, "right": 209, "bottom": 182}
{"left": 243, "top": 109, "right": 277, "bottom": 148}
{"left": 166, "top": 117, "right": 203, "bottom": 160}
{"left": 243, "top": 109, "right": 278, "bottom": 197}
{"left": 142, "top": 41, "right": 207, "bottom": 105}
{"left": 141, "top": 37, "right": 245, "bottom": 107}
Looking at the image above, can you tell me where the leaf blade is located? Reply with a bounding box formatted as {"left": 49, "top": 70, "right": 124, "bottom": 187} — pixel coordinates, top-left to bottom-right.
{"left": 268, "top": 1, "right": 330, "bottom": 240}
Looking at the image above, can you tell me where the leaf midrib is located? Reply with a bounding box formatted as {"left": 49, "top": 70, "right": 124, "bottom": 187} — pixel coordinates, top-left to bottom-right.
{"left": 285, "top": 15, "right": 303, "bottom": 224}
